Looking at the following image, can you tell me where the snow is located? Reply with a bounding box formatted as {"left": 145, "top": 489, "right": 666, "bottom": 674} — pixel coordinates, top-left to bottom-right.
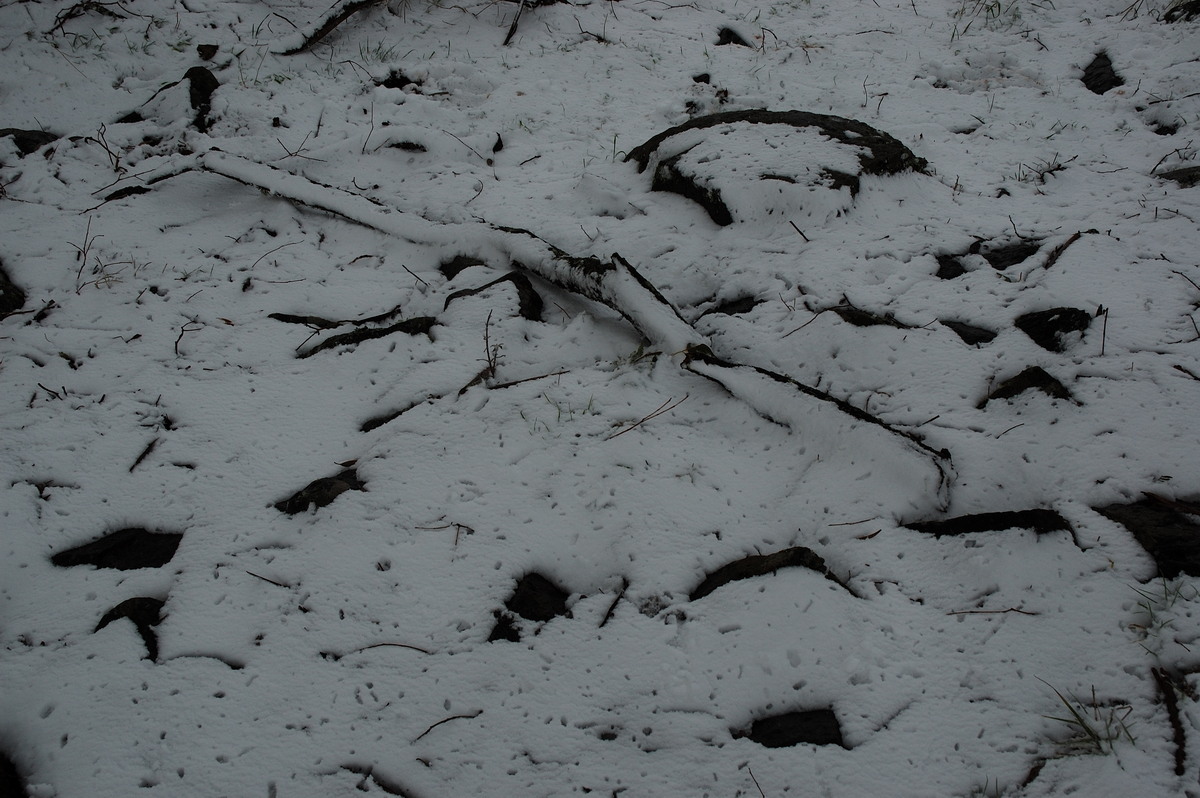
{"left": 2, "top": 0, "right": 1200, "bottom": 795}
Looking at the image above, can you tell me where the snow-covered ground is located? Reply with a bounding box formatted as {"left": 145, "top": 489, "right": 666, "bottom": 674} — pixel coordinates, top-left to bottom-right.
{"left": 3, "top": 0, "right": 1200, "bottom": 794}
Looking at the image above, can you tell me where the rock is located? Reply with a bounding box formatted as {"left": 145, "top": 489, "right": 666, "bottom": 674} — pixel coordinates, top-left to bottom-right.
{"left": 95, "top": 597, "right": 165, "bottom": 661}
{"left": 625, "top": 110, "right": 927, "bottom": 226}
{"left": 1014, "top": 307, "right": 1091, "bottom": 352}
{"left": 690, "top": 546, "right": 854, "bottom": 600}
{"left": 978, "top": 366, "right": 1073, "bottom": 407}
{"left": 1095, "top": 495, "right": 1200, "bottom": 577}
{"left": 1082, "top": 51, "right": 1124, "bottom": 95}
{"left": 50, "top": 528, "right": 183, "bottom": 570}
{"left": 275, "top": 469, "right": 365, "bottom": 514}
{"left": 940, "top": 319, "right": 997, "bottom": 345}
{"left": 0, "top": 127, "right": 57, "bottom": 156}
{"left": 739, "top": 709, "right": 846, "bottom": 748}
{"left": 906, "top": 508, "right": 1071, "bottom": 537}
{"left": 0, "top": 260, "right": 26, "bottom": 316}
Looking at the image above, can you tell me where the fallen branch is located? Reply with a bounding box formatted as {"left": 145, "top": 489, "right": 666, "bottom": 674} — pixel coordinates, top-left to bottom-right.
{"left": 124, "top": 150, "right": 953, "bottom": 511}
{"left": 275, "top": 0, "right": 384, "bottom": 55}
{"left": 298, "top": 316, "right": 437, "bottom": 358}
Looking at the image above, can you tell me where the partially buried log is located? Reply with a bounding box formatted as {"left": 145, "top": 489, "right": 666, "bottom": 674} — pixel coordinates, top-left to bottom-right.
{"left": 95, "top": 597, "right": 165, "bottom": 661}
{"left": 443, "top": 272, "right": 543, "bottom": 321}
{"left": 690, "top": 546, "right": 855, "bottom": 600}
{"left": 625, "top": 110, "right": 928, "bottom": 226}
{"left": 906, "top": 509, "right": 1071, "bottom": 537}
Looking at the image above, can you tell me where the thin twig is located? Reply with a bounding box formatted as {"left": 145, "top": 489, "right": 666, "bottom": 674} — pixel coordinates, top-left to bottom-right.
{"left": 598, "top": 578, "right": 628, "bottom": 628}
{"left": 748, "top": 766, "right": 767, "bottom": 798}
{"left": 246, "top": 570, "right": 289, "bottom": 588}
{"left": 606, "top": 394, "right": 688, "bottom": 440}
{"left": 413, "top": 710, "right": 482, "bottom": 742}
{"left": 129, "top": 437, "right": 159, "bottom": 472}
{"left": 947, "top": 607, "right": 1039, "bottom": 616}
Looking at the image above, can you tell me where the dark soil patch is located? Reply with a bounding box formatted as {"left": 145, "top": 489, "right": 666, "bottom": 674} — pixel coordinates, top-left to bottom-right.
{"left": 50, "top": 527, "right": 183, "bottom": 570}
{"left": 0, "top": 750, "right": 25, "bottom": 798}
{"left": 488, "top": 572, "right": 571, "bottom": 642}
{"left": 691, "top": 546, "right": 854, "bottom": 600}
{"left": 699, "top": 296, "right": 762, "bottom": 317}
{"left": 738, "top": 709, "right": 847, "bottom": 748}
{"left": 0, "top": 127, "right": 57, "bottom": 156}
{"left": 978, "top": 366, "right": 1073, "bottom": 407}
{"left": 1094, "top": 494, "right": 1200, "bottom": 577}
{"left": 1082, "top": 51, "right": 1124, "bottom": 95}
{"left": 440, "top": 255, "right": 489, "bottom": 279}
{"left": 95, "top": 597, "right": 165, "bottom": 661}
{"left": 1014, "top": 307, "right": 1091, "bottom": 352}
{"left": 443, "top": 272, "right": 543, "bottom": 321}
{"left": 906, "top": 508, "right": 1071, "bottom": 537}
{"left": 977, "top": 239, "right": 1042, "bottom": 271}
{"left": 935, "top": 253, "right": 967, "bottom": 279}
{"left": 940, "top": 319, "right": 997, "bottom": 345}
{"left": 716, "top": 27, "right": 752, "bottom": 47}
{"left": 1159, "top": 166, "right": 1200, "bottom": 188}
{"left": 275, "top": 469, "right": 364, "bottom": 514}
{"left": 379, "top": 71, "right": 421, "bottom": 90}
{"left": 832, "top": 303, "right": 912, "bottom": 329}
{"left": 184, "top": 66, "right": 218, "bottom": 132}
{"left": 0, "top": 260, "right": 26, "bottom": 316}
